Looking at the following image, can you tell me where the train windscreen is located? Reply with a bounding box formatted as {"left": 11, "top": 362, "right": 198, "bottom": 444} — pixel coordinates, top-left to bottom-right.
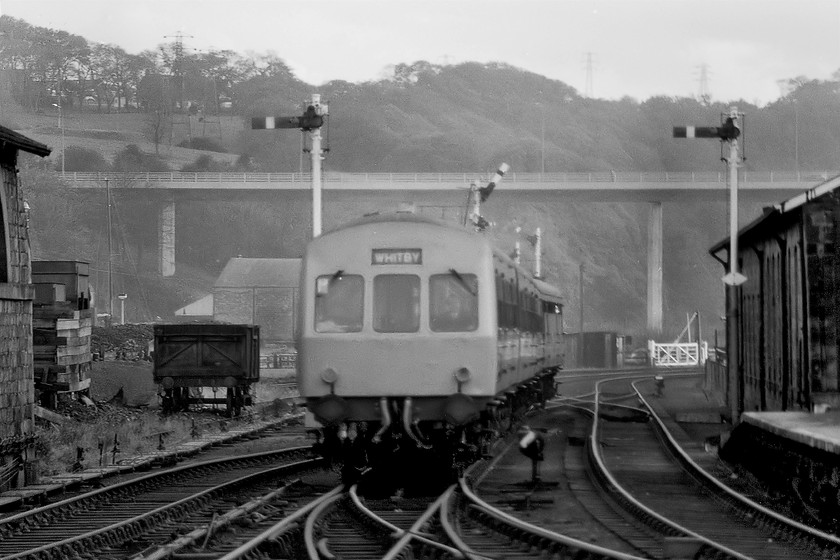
{"left": 373, "top": 274, "right": 420, "bottom": 332}
{"left": 314, "top": 274, "right": 364, "bottom": 333}
{"left": 430, "top": 273, "right": 478, "bottom": 332}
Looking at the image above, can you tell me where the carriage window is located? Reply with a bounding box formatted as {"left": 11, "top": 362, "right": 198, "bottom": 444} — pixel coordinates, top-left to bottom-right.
{"left": 315, "top": 274, "right": 364, "bottom": 333}
{"left": 374, "top": 275, "right": 420, "bottom": 332}
{"left": 430, "top": 273, "right": 478, "bottom": 332}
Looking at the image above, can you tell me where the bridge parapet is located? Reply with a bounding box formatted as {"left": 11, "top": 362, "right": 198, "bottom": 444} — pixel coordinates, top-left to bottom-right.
{"left": 60, "top": 170, "right": 838, "bottom": 188}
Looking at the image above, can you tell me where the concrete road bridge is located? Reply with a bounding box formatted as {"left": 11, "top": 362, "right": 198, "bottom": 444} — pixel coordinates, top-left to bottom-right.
{"left": 61, "top": 170, "right": 834, "bottom": 201}
{"left": 63, "top": 170, "right": 838, "bottom": 334}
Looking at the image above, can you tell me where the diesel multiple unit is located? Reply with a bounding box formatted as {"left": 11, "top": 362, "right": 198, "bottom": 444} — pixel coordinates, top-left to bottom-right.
{"left": 297, "top": 211, "right": 564, "bottom": 473}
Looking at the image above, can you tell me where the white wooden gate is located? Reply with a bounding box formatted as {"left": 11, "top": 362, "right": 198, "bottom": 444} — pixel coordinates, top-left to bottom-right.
{"left": 648, "top": 341, "right": 707, "bottom": 366}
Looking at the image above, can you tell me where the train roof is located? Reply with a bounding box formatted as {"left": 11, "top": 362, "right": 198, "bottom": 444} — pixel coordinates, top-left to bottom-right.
{"left": 532, "top": 277, "right": 563, "bottom": 301}
{"left": 322, "top": 209, "right": 466, "bottom": 236}
{"left": 319, "top": 210, "right": 563, "bottom": 301}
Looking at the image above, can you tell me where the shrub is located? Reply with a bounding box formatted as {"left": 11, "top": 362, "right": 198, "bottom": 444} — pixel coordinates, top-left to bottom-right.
{"left": 59, "top": 146, "right": 111, "bottom": 172}
{"left": 181, "top": 154, "right": 226, "bottom": 172}
{"left": 177, "top": 137, "right": 227, "bottom": 153}
{"left": 112, "top": 144, "right": 171, "bottom": 172}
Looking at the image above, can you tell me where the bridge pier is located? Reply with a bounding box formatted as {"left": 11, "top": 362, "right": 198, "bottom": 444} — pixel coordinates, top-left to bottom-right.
{"left": 158, "top": 197, "right": 175, "bottom": 277}
{"left": 647, "top": 202, "right": 663, "bottom": 336}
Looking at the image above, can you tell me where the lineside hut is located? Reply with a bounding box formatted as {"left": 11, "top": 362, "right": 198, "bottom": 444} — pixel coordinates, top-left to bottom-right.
{"left": 709, "top": 173, "right": 840, "bottom": 419}
{"left": 0, "top": 125, "right": 50, "bottom": 490}
{"left": 213, "top": 257, "right": 301, "bottom": 345}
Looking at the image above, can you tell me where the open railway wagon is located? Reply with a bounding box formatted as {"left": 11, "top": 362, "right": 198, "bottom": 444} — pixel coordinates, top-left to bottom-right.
{"left": 153, "top": 323, "right": 260, "bottom": 417}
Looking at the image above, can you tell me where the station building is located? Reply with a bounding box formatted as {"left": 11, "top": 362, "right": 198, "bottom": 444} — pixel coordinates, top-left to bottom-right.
{"left": 709, "top": 172, "right": 840, "bottom": 418}
{"left": 710, "top": 172, "right": 840, "bottom": 529}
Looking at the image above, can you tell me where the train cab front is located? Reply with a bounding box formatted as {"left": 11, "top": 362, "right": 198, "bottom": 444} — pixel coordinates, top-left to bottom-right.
{"left": 297, "top": 218, "right": 499, "bottom": 481}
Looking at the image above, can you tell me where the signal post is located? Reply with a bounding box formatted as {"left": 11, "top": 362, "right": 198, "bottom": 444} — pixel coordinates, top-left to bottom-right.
{"left": 674, "top": 106, "right": 745, "bottom": 421}
{"left": 252, "top": 94, "right": 328, "bottom": 238}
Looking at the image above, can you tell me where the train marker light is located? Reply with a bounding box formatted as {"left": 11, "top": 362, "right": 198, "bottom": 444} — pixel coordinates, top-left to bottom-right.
{"left": 320, "top": 367, "right": 338, "bottom": 385}
{"left": 454, "top": 367, "right": 472, "bottom": 391}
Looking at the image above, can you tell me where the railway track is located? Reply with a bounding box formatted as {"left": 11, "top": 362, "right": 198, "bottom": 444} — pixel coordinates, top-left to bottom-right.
{"left": 7, "top": 372, "right": 839, "bottom": 560}
{"left": 0, "top": 446, "right": 320, "bottom": 559}
{"left": 589, "top": 374, "right": 840, "bottom": 560}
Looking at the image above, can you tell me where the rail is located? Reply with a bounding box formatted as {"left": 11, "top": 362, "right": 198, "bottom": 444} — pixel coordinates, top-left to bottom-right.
{"left": 57, "top": 170, "right": 839, "bottom": 185}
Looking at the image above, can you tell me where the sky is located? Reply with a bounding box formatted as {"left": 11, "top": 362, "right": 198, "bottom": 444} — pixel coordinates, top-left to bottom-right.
{"left": 2, "top": 0, "right": 839, "bottom": 105}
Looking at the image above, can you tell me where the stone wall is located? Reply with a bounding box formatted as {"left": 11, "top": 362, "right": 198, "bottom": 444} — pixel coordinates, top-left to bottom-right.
{"left": 0, "top": 145, "right": 36, "bottom": 489}
{"left": 721, "top": 422, "right": 840, "bottom": 535}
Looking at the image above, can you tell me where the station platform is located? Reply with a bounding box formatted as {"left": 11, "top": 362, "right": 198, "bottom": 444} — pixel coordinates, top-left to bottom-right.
{"left": 740, "top": 411, "right": 840, "bottom": 454}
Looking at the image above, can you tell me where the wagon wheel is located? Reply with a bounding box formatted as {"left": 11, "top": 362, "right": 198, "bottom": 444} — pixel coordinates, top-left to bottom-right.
{"left": 225, "top": 388, "right": 234, "bottom": 418}
{"left": 162, "top": 389, "right": 174, "bottom": 414}
{"left": 233, "top": 387, "right": 243, "bottom": 417}
{"left": 172, "top": 388, "right": 181, "bottom": 412}
{"left": 179, "top": 387, "right": 191, "bottom": 411}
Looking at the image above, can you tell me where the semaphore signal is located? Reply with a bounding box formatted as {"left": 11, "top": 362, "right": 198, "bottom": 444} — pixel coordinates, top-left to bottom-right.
{"left": 673, "top": 116, "right": 740, "bottom": 141}
{"left": 251, "top": 104, "right": 326, "bottom": 132}
{"left": 674, "top": 107, "right": 745, "bottom": 287}
{"left": 251, "top": 95, "right": 328, "bottom": 237}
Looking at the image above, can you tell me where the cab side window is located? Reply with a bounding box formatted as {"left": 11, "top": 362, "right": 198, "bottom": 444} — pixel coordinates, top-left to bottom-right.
{"left": 374, "top": 274, "right": 420, "bottom": 333}
{"left": 430, "top": 273, "right": 478, "bottom": 332}
{"left": 314, "top": 274, "right": 364, "bottom": 333}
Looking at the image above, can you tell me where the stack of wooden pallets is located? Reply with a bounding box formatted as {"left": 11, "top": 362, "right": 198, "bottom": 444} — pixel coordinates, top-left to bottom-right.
{"left": 33, "top": 304, "right": 93, "bottom": 405}
{"left": 32, "top": 261, "right": 93, "bottom": 407}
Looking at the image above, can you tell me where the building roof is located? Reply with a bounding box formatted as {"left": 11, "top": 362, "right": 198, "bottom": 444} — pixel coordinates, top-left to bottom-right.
{"left": 0, "top": 125, "right": 51, "bottom": 157}
{"left": 174, "top": 294, "right": 213, "bottom": 316}
{"left": 214, "top": 257, "right": 301, "bottom": 288}
{"left": 709, "top": 172, "right": 840, "bottom": 257}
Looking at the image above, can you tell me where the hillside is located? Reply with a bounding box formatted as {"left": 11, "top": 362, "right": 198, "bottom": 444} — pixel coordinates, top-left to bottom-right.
{"left": 9, "top": 62, "right": 832, "bottom": 341}
{"left": 3, "top": 102, "right": 242, "bottom": 170}
{"left": 12, "top": 111, "right": 735, "bottom": 345}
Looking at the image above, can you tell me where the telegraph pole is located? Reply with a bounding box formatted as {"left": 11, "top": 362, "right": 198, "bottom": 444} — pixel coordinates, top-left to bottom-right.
{"left": 579, "top": 262, "right": 585, "bottom": 366}
{"left": 252, "top": 94, "right": 328, "bottom": 237}
{"left": 674, "top": 106, "right": 745, "bottom": 421}
{"left": 106, "top": 178, "right": 113, "bottom": 324}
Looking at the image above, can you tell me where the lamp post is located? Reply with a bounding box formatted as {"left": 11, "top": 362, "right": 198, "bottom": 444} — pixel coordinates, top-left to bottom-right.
{"left": 51, "top": 102, "right": 65, "bottom": 173}
{"left": 118, "top": 293, "right": 128, "bottom": 325}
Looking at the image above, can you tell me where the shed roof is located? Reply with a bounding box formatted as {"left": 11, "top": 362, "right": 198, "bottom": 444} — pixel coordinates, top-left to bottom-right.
{"left": 214, "top": 258, "right": 301, "bottom": 288}
{"left": 0, "top": 125, "right": 51, "bottom": 157}
{"left": 710, "top": 172, "right": 840, "bottom": 257}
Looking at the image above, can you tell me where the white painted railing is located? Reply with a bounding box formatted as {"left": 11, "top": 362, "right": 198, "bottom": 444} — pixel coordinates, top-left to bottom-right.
{"left": 57, "top": 170, "right": 839, "bottom": 185}
{"left": 648, "top": 341, "right": 708, "bottom": 367}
